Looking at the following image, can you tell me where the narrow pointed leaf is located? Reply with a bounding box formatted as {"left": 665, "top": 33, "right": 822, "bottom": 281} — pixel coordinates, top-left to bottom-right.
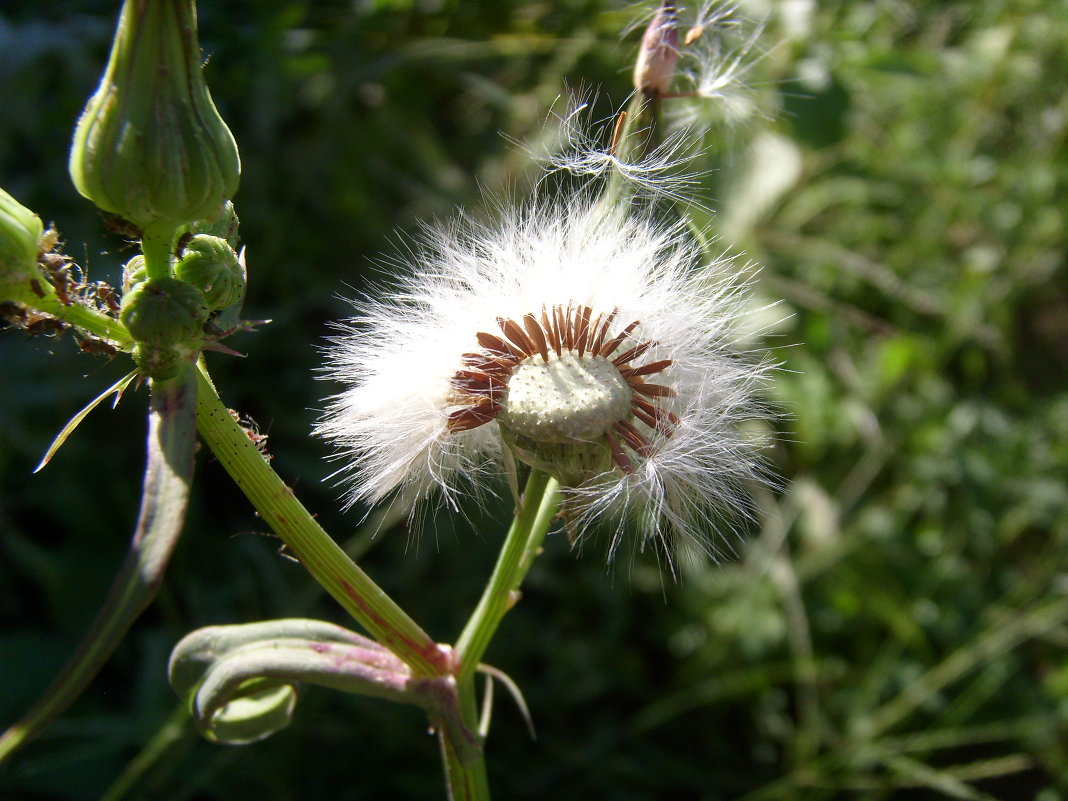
{"left": 34, "top": 369, "right": 137, "bottom": 473}
{"left": 0, "top": 366, "right": 197, "bottom": 762}
{"left": 477, "top": 663, "right": 535, "bottom": 740}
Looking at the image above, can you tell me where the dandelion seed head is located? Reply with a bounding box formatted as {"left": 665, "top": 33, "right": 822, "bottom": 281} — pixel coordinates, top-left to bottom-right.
{"left": 500, "top": 353, "right": 633, "bottom": 443}
{"left": 315, "top": 192, "right": 775, "bottom": 562}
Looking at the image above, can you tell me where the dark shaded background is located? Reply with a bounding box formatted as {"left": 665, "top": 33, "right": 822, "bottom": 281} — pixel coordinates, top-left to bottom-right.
{"left": 2, "top": 1, "right": 1067, "bottom": 799}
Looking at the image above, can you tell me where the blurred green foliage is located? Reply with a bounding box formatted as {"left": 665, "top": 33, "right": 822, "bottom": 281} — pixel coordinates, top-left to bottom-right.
{"left": 1, "top": 1, "right": 1067, "bottom": 799}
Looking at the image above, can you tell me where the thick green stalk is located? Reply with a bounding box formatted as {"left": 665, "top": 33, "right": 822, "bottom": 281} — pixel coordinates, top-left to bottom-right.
{"left": 192, "top": 361, "right": 448, "bottom": 676}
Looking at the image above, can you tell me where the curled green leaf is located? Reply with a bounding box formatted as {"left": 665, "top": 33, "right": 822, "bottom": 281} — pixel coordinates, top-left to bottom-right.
{"left": 169, "top": 619, "right": 452, "bottom": 745}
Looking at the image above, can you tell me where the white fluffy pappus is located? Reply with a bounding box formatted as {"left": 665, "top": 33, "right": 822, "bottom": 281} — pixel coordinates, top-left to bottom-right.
{"left": 314, "top": 193, "right": 775, "bottom": 561}
{"left": 671, "top": 1, "right": 775, "bottom": 132}
{"left": 532, "top": 96, "right": 707, "bottom": 207}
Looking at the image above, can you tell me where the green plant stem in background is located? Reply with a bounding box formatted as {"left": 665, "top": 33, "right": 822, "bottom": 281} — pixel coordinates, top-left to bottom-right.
{"left": 99, "top": 703, "right": 193, "bottom": 801}
{"left": 0, "top": 367, "right": 197, "bottom": 763}
{"left": 192, "top": 361, "right": 449, "bottom": 676}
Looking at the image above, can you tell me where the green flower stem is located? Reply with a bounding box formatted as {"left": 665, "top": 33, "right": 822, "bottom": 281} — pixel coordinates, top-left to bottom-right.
{"left": 438, "top": 469, "right": 559, "bottom": 801}
{"left": 32, "top": 295, "right": 134, "bottom": 349}
{"left": 140, "top": 223, "right": 178, "bottom": 280}
{"left": 192, "top": 361, "right": 448, "bottom": 676}
{"left": 455, "top": 468, "right": 560, "bottom": 679}
{"left": 438, "top": 721, "right": 490, "bottom": 801}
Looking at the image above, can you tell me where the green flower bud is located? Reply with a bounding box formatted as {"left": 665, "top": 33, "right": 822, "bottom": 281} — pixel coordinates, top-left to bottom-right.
{"left": 174, "top": 234, "right": 243, "bottom": 309}
{"left": 133, "top": 343, "right": 185, "bottom": 381}
{"left": 189, "top": 200, "right": 240, "bottom": 248}
{"left": 120, "top": 276, "right": 208, "bottom": 347}
{"left": 0, "top": 187, "right": 48, "bottom": 304}
{"left": 69, "top": 0, "right": 241, "bottom": 230}
{"left": 122, "top": 255, "right": 147, "bottom": 294}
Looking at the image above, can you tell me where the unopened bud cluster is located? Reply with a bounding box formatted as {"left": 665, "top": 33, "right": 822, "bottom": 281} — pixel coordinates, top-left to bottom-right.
{"left": 118, "top": 233, "right": 243, "bottom": 378}
{"left": 64, "top": 0, "right": 247, "bottom": 380}
{"left": 189, "top": 200, "right": 241, "bottom": 249}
